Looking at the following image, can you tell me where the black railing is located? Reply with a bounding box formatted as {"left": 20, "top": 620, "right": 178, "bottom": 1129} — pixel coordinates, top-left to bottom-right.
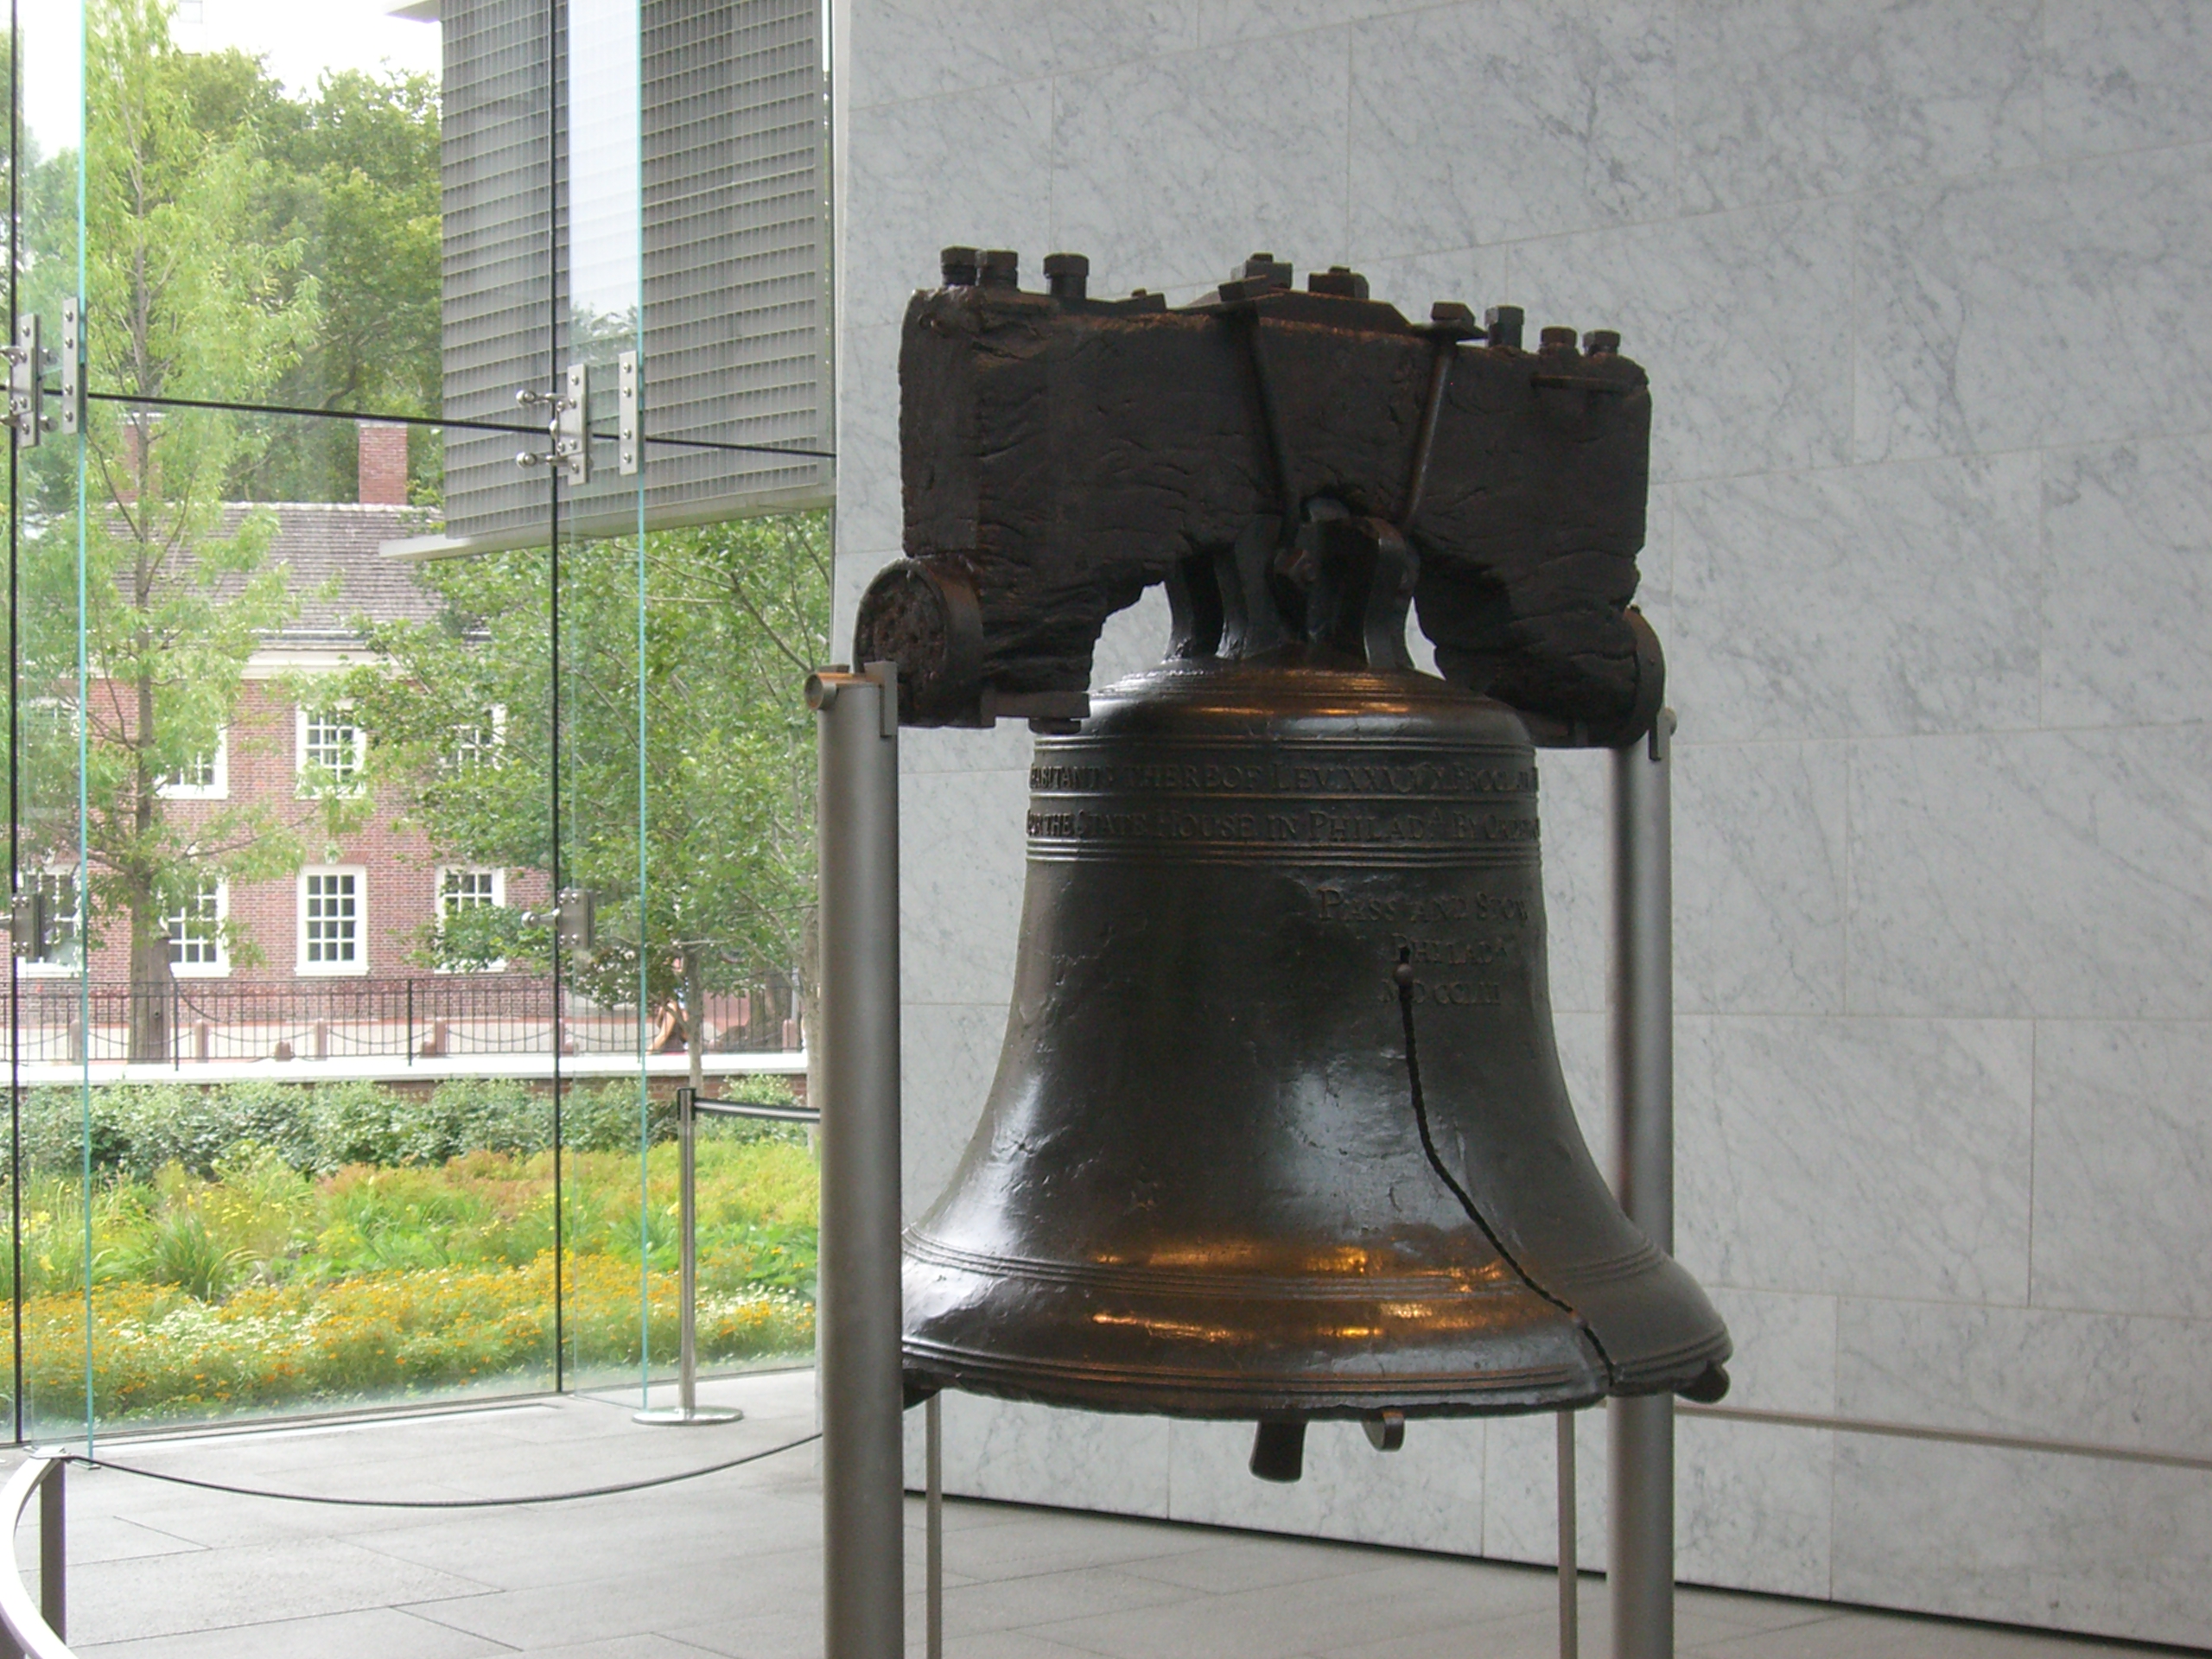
{"left": 3, "top": 976, "right": 803, "bottom": 1066}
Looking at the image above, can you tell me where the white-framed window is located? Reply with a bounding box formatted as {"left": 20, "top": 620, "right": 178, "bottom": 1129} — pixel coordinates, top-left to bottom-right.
{"left": 298, "top": 867, "right": 367, "bottom": 975}
{"left": 296, "top": 704, "right": 365, "bottom": 794}
{"left": 158, "top": 727, "right": 229, "bottom": 799}
{"left": 446, "top": 705, "right": 507, "bottom": 772}
{"left": 165, "top": 876, "right": 229, "bottom": 976}
{"left": 16, "top": 870, "right": 81, "bottom": 975}
{"left": 436, "top": 865, "right": 506, "bottom": 971}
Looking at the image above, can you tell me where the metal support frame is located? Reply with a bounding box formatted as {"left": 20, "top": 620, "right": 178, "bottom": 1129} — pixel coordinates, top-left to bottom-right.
{"left": 1558, "top": 1409, "right": 1579, "bottom": 1659}
{"left": 810, "top": 662, "right": 904, "bottom": 1659}
{"left": 0, "top": 1452, "right": 71, "bottom": 1659}
{"left": 926, "top": 1392, "right": 944, "bottom": 1659}
{"left": 1608, "top": 709, "right": 1677, "bottom": 1659}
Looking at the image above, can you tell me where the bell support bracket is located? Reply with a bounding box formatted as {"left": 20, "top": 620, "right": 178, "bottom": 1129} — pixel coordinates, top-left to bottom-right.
{"left": 855, "top": 250, "right": 1662, "bottom": 747}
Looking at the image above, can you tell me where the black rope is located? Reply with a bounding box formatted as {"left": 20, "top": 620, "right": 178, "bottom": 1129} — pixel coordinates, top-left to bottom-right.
{"left": 60, "top": 1428, "right": 818, "bottom": 1510}
{"left": 1393, "top": 948, "right": 1612, "bottom": 1376}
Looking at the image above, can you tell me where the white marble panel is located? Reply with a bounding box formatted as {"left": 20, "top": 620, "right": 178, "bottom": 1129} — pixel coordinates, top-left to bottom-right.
{"left": 1355, "top": 246, "right": 1508, "bottom": 330}
{"left": 1675, "top": 1414, "right": 1832, "bottom": 1600}
{"left": 1675, "top": 1014, "right": 2033, "bottom": 1302}
{"left": 1675, "top": 0, "right": 2040, "bottom": 213}
{"left": 1507, "top": 200, "right": 1854, "bottom": 484}
{"left": 1844, "top": 729, "right": 2212, "bottom": 1020}
{"left": 900, "top": 766, "right": 1028, "bottom": 1007}
{"left": 832, "top": 550, "right": 888, "bottom": 667}
{"left": 1836, "top": 1296, "right": 2212, "bottom": 1457}
{"left": 1166, "top": 1417, "right": 1485, "bottom": 1555}
{"left": 1672, "top": 457, "right": 2041, "bottom": 743}
{"left": 1674, "top": 741, "right": 1847, "bottom": 1018}
{"left": 2041, "top": 434, "right": 2212, "bottom": 728}
{"left": 1831, "top": 1434, "right": 2212, "bottom": 1649}
{"left": 917, "top": 1394, "right": 1174, "bottom": 1518}
{"left": 846, "top": 0, "right": 1197, "bottom": 110}
{"left": 901, "top": 1000, "right": 1009, "bottom": 1219}
{"left": 1198, "top": 0, "right": 1388, "bottom": 45}
{"left": 1480, "top": 1408, "right": 1608, "bottom": 1571}
{"left": 835, "top": 322, "right": 903, "bottom": 560}
{"left": 843, "top": 81, "right": 1054, "bottom": 333}
{"left": 1854, "top": 146, "right": 2212, "bottom": 463}
{"left": 1534, "top": 747, "right": 1609, "bottom": 1018}
{"left": 2044, "top": 0, "right": 2212, "bottom": 159}
{"left": 2030, "top": 1020, "right": 2212, "bottom": 1321}
{"left": 1090, "top": 587, "right": 1173, "bottom": 690}
{"left": 1346, "top": 0, "right": 1675, "bottom": 257}
{"left": 1051, "top": 29, "right": 1351, "bottom": 299}
{"left": 1702, "top": 1287, "right": 1837, "bottom": 1417}
{"left": 899, "top": 721, "right": 1036, "bottom": 777}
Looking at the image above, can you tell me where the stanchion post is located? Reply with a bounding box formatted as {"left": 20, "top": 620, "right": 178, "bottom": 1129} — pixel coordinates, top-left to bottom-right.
{"left": 1557, "top": 1409, "right": 1578, "bottom": 1659}
{"left": 39, "top": 1457, "right": 63, "bottom": 1643}
{"left": 810, "top": 662, "right": 904, "bottom": 1659}
{"left": 926, "top": 1391, "right": 944, "bottom": 1659}
{"left": 1609, "top": 710, "right": 1675, "bottom": 1659}
{"left": 637, "top": 1086, "right": 741, "bottom": 1426}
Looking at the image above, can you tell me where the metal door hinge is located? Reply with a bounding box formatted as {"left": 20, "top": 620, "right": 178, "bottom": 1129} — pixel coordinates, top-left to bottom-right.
{"left": 60, "top": 297, "right": 84, "bottom": 436}
{"left": 617, "top": 351, "right": 640, "bottom": 476}
{"left": 8, "top": 889, "right": 48, "bottom": 959}
{"left": 515, "top": 362, "right": 593, "bottom": 486}
{"left": 5, "top": 313, "right": 42, "bottom": 448}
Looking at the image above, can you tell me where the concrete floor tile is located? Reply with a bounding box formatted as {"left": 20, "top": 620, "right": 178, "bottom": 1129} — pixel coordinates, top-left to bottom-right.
{"left": 1115, "top": 1534, "right": 1398, "bottom": 1595}
{"left": 73, "top": 1604, "right": 511, "bottom": 1659}
{"left": 18, "top": 1370, "right": 2172, "bottom": 1659}
{"left": 939, "top": 1564, "right": 1205, "bottom": 1638}
{"left": 497, "top": 1637, "right": 728, "bottom": 1659}
{"left": 62, "top": 1539, "right": 494, "bottom": 1647}
{"left": 12, "top": 1511, "right": 203, "bottom": 1568}
{"left": 1029, "top": 1555, "right": 1553, "bottom": 1659}
{"left": 1693, "top": 1610, "right": 2173, "bottom": 1658}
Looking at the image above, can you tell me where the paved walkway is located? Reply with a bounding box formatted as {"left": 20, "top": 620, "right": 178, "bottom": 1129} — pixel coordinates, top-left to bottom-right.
{"left": 3, "top": 1372, "right": 2181, "bottom": 1658}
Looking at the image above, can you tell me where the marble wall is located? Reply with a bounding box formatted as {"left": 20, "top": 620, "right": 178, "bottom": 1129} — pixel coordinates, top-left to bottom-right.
{"left": 829, "top": 2, "right": 2212, "bottom": 1646}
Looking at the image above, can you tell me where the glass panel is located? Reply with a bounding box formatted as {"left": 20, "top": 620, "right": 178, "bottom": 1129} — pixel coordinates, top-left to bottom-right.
{"left": 11, "top": 0, "right": 91, "bottom": 1447}
{"left": 635, "top": 479, "right": 826, "bottom": 1382}
{"left": 554, "top": 0, "right": 651, "bottom": 1402}
{"left": 6, "top": 396, "right": 564, "bottom": 1432}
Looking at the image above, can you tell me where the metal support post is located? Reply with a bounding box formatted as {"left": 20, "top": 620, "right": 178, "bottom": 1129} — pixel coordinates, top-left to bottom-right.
{"left": 1609, "top": 709, "right": 1675, "bottom": 1659}
{"left": 39, "top": 1457, "right": 63, "bottom": 1643}
{"left": 810, "top": 662, "right": 903, "bottom": 1659}
{"left": 926, "top": 1391, "right": 944, "bottom": 1659}
{"left": 637, "top": 1086, "right": 742, "bottom": 1426}
{"left": 1557, "top": 1409, "right": 1578, "bottom": 1659}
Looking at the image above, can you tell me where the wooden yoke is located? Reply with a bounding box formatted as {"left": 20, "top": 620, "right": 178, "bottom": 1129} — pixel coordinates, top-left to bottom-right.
{"left": 853, "top": 250, "right": 1662, "bottom": 747}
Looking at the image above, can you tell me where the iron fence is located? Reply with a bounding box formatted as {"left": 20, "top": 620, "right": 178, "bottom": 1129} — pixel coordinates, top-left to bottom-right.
{"left": 2, "top": 976, "right": 803, "bottom": 1067}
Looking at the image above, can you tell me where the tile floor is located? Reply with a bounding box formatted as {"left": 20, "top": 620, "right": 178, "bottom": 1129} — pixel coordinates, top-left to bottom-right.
{"left": 1, "top": 1371, "right": 2183, "bottom": 1658}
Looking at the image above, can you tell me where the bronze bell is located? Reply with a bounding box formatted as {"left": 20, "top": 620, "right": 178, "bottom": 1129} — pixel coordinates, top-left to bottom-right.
{"left": 901, "top": 543, "right": 1730, "bottom": 1478}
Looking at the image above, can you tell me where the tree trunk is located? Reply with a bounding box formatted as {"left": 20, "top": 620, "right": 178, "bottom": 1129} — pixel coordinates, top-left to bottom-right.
{"left": 128, "top": 921, "right": 174, "bottom": 1065}
{"left": 682, "top": 943, "right": 706, "bottom": 1099}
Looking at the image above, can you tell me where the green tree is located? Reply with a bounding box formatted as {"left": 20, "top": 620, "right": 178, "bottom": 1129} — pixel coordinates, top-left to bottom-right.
{"left": 15, "top": 0, "right": 320, "bottom": 1059}
{"left": 346, "top": 513, "right": 830, "bottom": 1092}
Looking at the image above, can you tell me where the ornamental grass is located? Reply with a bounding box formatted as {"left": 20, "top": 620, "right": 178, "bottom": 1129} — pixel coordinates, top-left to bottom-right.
{"left": 0, "top": 1124, "right": 818, "bottom": 1423}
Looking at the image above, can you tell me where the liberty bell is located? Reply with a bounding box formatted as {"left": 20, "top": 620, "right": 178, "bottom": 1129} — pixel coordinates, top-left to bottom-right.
{"left": 857, "top": 249, "right": 1730, "bottom": 1479}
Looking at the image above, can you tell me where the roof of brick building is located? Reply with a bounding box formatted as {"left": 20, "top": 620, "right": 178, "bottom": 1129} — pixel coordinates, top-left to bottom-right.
{"left": 210, "top": 502, "right": 444, "bottom": 647}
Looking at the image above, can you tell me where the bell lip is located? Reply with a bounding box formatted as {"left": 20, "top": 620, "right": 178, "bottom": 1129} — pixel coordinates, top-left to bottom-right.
{"left": 899, "top": 1349, "right": 1613, "bottom": 1422}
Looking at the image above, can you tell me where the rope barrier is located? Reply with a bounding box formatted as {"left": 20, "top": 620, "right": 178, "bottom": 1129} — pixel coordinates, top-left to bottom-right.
{"left": 59, "top": 1429, "right": 819, "bottom": 1510}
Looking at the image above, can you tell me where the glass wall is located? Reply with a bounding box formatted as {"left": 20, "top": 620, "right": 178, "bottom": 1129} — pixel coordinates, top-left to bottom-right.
{"left": 4, "top": 0, "right": 830, "bottom": 1443}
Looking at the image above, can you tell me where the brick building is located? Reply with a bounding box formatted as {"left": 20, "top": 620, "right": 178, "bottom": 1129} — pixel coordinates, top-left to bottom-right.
{"left": 27, "top": 423, "right": 546, "bottom": 991}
